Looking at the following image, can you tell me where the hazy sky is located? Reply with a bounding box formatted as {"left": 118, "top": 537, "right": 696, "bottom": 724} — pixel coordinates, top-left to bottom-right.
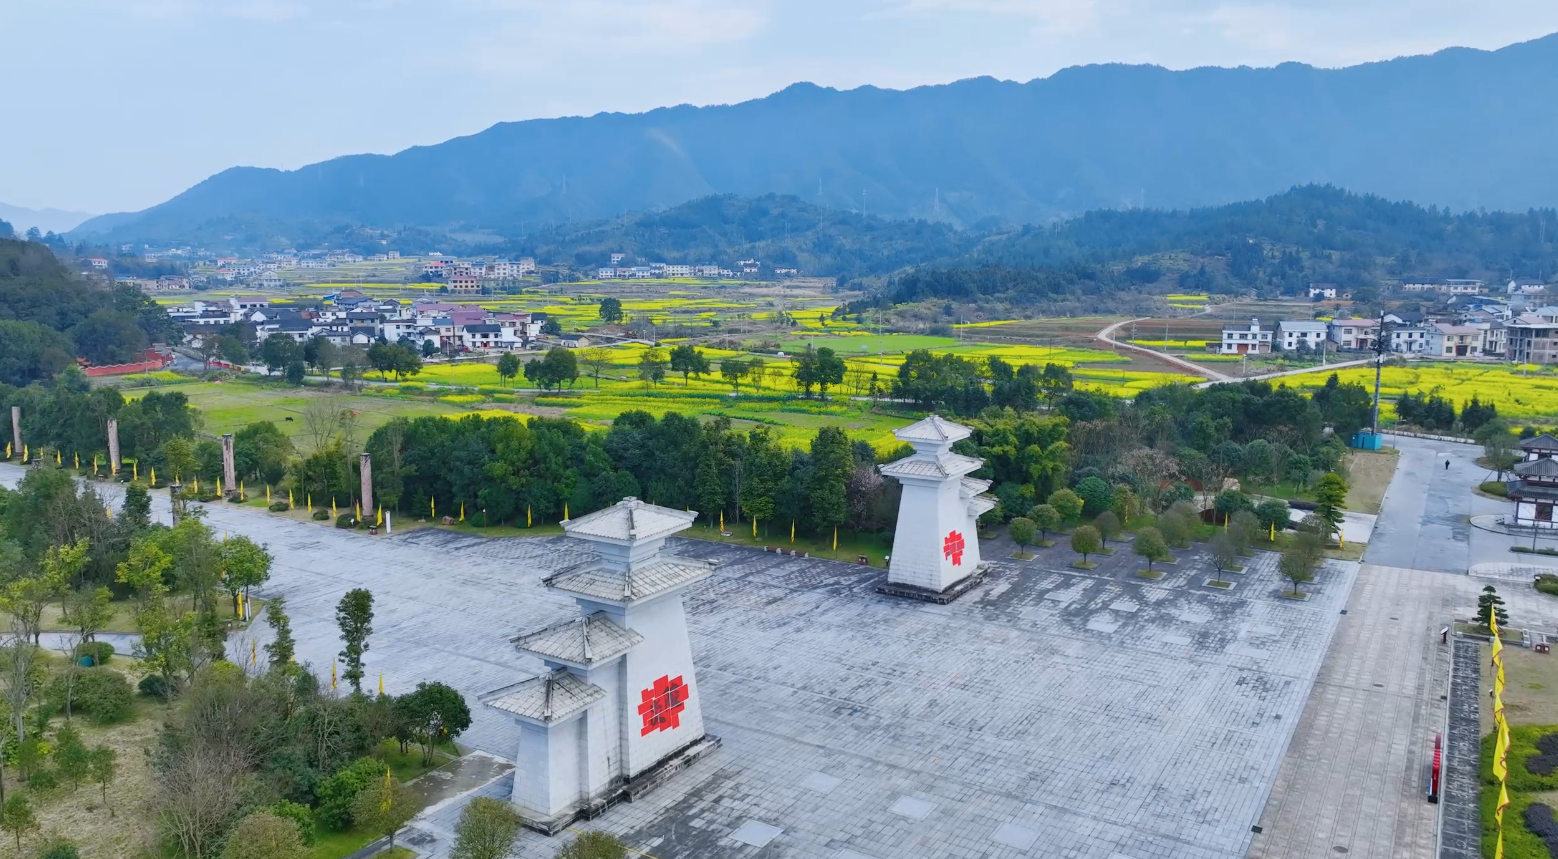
{"left": 4, "top": 0, "right": 1557, "bottom": 215}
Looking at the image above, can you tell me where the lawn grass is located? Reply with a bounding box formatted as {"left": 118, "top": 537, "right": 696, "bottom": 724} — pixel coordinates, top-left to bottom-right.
{"left": 120, "top": 380, "right": 464, "bottom": 440}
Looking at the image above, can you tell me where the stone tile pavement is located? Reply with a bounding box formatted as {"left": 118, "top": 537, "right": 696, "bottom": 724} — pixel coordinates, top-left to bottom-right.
{"left": 0, "top": 466, "right": 1363, "bottom": 859}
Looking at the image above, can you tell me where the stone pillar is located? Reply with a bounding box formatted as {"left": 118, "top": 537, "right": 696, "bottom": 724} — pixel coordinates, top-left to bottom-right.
{"left": 359, "top": 452, "right": 373, "bottom": 517}
{"left": 10, "top": 406, "right": 19, "bottom": 459}
{"left": 107, "top": 419, "right": 121, "bottom": 474}
{"left": 221, "top": 434, "right": 237, "bottom": 497}
{"left": 880, "top": 415, "right": 997, "bottom": 597}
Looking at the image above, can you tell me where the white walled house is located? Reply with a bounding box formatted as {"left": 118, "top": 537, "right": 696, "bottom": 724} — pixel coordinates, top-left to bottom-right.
{"left": 1386, "top": 325, "right": 1430, "bottom": 353}
{"left": 1276, "top": 320, "right": 1328, "bottom": 351}
{"left": 1219, "top": 319, "right": 1272, "bottom": 354}
{"left": 480, "top": 499, "right": 719, "bottom": 833}
{"left": 880, "top": 416, "right": 997, "bottom": 598}
{"left": 1307, "top": 285, "right": 1338, "bottom": 299}
{"left": 1328, "top": 318, "right": 1379, "bottom": 351}
{"left": 1426, "top": 323, "right": 1482, "bottom": 358}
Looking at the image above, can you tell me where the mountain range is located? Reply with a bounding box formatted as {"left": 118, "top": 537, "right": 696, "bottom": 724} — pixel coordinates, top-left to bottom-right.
{"left": 1, "top": 202, "right": 96, "bottom": 237}
{"left": 73, "top": 33, "right": 1558, "bottom": 245}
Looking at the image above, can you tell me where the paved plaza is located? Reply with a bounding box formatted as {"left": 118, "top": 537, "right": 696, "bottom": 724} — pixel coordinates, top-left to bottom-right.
{"left": 12, "top": 435, "right": 1546, "bottom": 859}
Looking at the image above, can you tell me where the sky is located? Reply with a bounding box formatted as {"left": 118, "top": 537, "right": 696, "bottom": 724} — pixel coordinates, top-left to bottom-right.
{"left": 4, "top": 0, "right": 1558, "bottom": 216}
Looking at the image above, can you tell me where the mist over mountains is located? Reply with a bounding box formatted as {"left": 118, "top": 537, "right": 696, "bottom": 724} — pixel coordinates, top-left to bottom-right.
{"left": 74, "top": 33, "right": 1558, "bottom": 245}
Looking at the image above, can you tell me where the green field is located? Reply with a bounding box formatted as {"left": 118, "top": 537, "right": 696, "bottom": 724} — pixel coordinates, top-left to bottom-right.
{"left": 121, "top": 380, "right": 465, "bottom": 438}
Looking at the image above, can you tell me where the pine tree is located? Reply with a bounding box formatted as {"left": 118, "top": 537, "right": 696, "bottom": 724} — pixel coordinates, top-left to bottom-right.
{"left": 1477, "top": 585, "right": 1509, "bottom": 631}
{"left": 264, "top": 594, "right": 296, "bottom": 670}
{"left": 694, "top": 447, "right": 724, "bottom": 528}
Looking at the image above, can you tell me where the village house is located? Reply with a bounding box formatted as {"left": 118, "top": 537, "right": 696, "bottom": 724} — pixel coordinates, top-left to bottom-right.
{"left": 1219, "top": 319, "right": 1272, "bottom": 354}
{"left": 1276, "top": 320, "right": 1328, "bottom": 351}
{"left": 1327, "top": 318, "right": 1379, "bottom": 351}
{"left": 1425, "top": 322, "right": 1482, "bottom": 358}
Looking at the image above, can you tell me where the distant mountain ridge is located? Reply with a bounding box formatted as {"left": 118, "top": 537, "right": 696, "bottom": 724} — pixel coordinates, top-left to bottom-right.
{"left": 74, "top": 33, "right": 1558, "bottom": 243}
{"left": 0, "top": 202, "right": 96, "bottom": 237}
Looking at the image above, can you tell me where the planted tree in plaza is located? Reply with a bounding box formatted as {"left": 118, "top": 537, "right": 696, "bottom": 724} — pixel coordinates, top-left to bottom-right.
{"left": 1314, "top": 472, "right": 1349, "bottom": 540}
{"left": 1156, "top": 504, "right": 1192, "bottom": 549}
{"left": 1073, "top": 476, "right": 1113, "bottom": 517}
{"left": 1008, "top": 517, "right": 1036, "bottom": 558}
{"left": 336, "top": 588, "right": 374, "bottom": 695}
{"left": 1093, "top": 510, "right": 1121, "bottom": 549}
{"left": 1278, "top": 546, "right": 1317, "bottom": 597}
{"left": 451, "top": 797, "right": 522, "bottom": 859}
{"left": 1029, "top": 504, "right": 1061, "bottom": 546}
{"left": 1210, "top": 531, "right": 1239, "bottom": 586}
{"left": 1047, "top": 488, "right": 1083, "bottom": 522}
{"left": 1133, "top": 527, "right": 1169, "bottom": 574}
{"left": 1229, "top": 510, "right": 1259, "bottom": 556}
{"left": 1070, "top": 525, "right": 1101, "bottom": 567}
{"left": 1477, "top": 585, "right": 1510, "bottom": 631}
{"left": 218, "top": 535, "right": 272, "bottom": 618}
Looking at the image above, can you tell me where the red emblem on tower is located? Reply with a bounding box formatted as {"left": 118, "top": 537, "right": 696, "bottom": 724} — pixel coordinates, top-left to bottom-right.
{"left": 637, "top": 675, "right": 688, "bottom": 736}
{"left": 943, "top": 530, "right": 965, "bottom": 566}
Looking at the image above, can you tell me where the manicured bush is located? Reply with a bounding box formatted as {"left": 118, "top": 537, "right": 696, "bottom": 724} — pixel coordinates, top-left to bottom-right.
{"left": 1480, "top": 481, "right": 1510, "bottom": 497}
{"left": 335, "top": 514, "right": 358, "bottom": 529}
{"left": 79, "top": 641, "right": 113, "bottom": 666}
{"left": 312, "top": 510, "right": 330, "bottom": 521}
{"left": 47, "top": 668, "right": 134, "bottom": 723}
{"left": 1074, "top": 476, "right": 1113, "bottom": 517}
{"left": 1537, "top": 574, "right": 1558, "bottom": 596}
{"left": 269, "top": 501, "right": 291, "bottom": 512}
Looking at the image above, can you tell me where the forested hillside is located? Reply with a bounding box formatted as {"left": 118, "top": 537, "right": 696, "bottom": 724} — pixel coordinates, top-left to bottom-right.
{"left": 0, "top": 239, "right": 178, "bottom": 385}
{"left": 73, "top": 33, "right": 1558, "bottom": 243}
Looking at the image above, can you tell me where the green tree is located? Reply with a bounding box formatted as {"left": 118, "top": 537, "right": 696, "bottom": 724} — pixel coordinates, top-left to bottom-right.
{"left": 1008, "top": 517, "right": 1036, "bottom": 557}
{"left": 264, "top": 594, "right": 296, "bottom": 670}
{"left": 1279, "top": 544, "right": 1317, "bottom": 597}
{"left": 1070, "top": 525, "right": 1101, "bottom": 565}
{"left": 1314, "top": 472, "right": 1349, "bottom": 539}
{"left": 636, "top": 347, "right": 667, "bottom": 387}
{"left": 450, "top": 796, "right": 522, "bottom": 859}
{"left": 218, "top": 535, "right": 272, "bottom": 618}
{"left": 54, "top": 726, "right": 90, "bottom": 789}
{"left": 0, "top": 793, "right": 35, "bottom": 850}
{"left": 668, "top": 345, "right": 710, "bottom": 386}
{"left": 219, "top": 812, "right": 309, "bottom": 859}
{"left": 1229, "top": 510, "right": 1258, "bottom": 556}
{"left": 1093, "top": 510, "right": 1121, "bottom": 547}
{"left": 1074, "top": 476, "right": 1113, "bottom": 516}
{"left": 719, "top": 358, "right": 748, "bottom": 390}
{"left": 336, "top": 588, "right": 374, "bottom": 695}
{"left": 351, "top": 774, "right": 419, "bottom": 848}
{"left": 1133, "top": 527, "right": 1169, "bottom": 572}
{"left": 555, "top": 831, "right": 629, "bottom": 859}
{"left": 1478, "top": 419, "right": 1520, "bottom": 480}
{"left": 284, "top": 360, "right": 306, "bottom": 386}
{"left": 1029, "top": 504, "right": 1061, "bottom": 545}
{"left": 598, "top": 297, "right": 624, "bottom": 324}
{"left": 1047, "top": 488, "right": 1083, "bottom": 521}
{"left": 1477, "top": 585, "right": 1510, "bottom": 631}
{"left": 807, "top": 427, "right": 851, "bottom": 535}
{"left": 524, "top": 347, "right": 579, "bottom": 391}
{"left": 397, "top": 681, "right": 473, "bottom": 766}
{"left": 1156, "top": 505, "right": 1192, "bottom": 549}
{"left": 496, "top": 353, "right": 522, "bottom": 385}
{"left": 1254, "top": 499, "right": 1291, "bottom": 539}
{"left": 694, "top": 447, "right": 724, "bottom": 528}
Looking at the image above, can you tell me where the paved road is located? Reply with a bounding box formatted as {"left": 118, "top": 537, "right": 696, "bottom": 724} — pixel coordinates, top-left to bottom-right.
{"left": 1247, "top": 433, "right": 1558, "bottom": 859}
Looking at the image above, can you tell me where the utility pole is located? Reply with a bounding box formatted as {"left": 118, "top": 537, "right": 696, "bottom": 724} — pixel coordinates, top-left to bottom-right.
{"left": 1371, "top": 309, "right": 1390, "bottom": 435}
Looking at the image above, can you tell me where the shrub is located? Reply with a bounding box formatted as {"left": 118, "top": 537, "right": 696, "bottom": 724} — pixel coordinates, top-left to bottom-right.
{"left": 315, "top": 757, "right": 385, "bottom": 830}
{"left": 1537, "top": 575, "right": 1558, "bottom": 596}
{"left": 1047, "top": 489, "right": 1084, "bottom": 522}
{"left": 1480, "top": 481, "right": 1510, "bottom": 497}
{"left": 335, "top": 514, "right": 358, "bottom": 529}
{"left": 47, "top": 668, "right": 132, "bottom": 723}
{"left": 36, "top": 841, "right": 80, "bottom": 859}
{"left": 269, "top": 501, "right": 291, "bottom": 512}
{"left": 27, "top": 766, "right": 58, "bottom": 789}
{"left": 1074, "top": 476, "right": 1113, "bottom": 517}
{"left": 268, "top": 800, "right": 317, "bottom": 844}
{"left": 311, "top": 510, "right": 330, "bottom": 521}
{"left": 79, "top": 641, "right": 114, "bottom": 666}
{"left": 138, "top": 674, "right": 169, "bottom": 699}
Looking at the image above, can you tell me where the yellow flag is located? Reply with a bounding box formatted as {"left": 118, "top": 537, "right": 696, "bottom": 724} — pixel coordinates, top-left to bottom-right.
{"left": 381, "top": 767, "right": 393, "bottom": 811}
{"left": 460, "top": 502, "right": 465, "bottom": 522}
{"left": 719, "top": 510, "right": 724, "bottom": 531}
{"left": 356, "top": 502, "right": 362, "bottom": 521}
{"left": 1492, "top": 634, "right": 1504, "bottom": 663}
{"left": 377, "top": 505, "right": 383, "bottom": 527}
{"left": 331, "top": 660, "right": 338, "bottom": 691}
{"left": 1497, "top": 831, "right": 1505, "bottom": 859}
{"left": 105, "top": 504, "right": 111, "bottom": 518}
{"left": 1269, "top": 521, "right": 1276, "bottom": 541}
{"left": 307, "top": 494, "right": 312, "bottom": 514}
{"left": 833, "top": 526, "right": 838, "bottom": 551}
{"left": 194, "top": 476, "right": 199, "bottom": 493}
{"left": 267, "top": 485, "right": 272, "bottom": 504}
{"left": 288, "top": 488, "right": 294, "bottom": 507}
{"left": 74, "top": 452, "right": 79, "bottom": 469}
{"left": 217, "top": 476, "right": 223, "bottom": 496}
{"left": 564, "top": 503, "right": 569, "bottom": 521}
{"left": 430, "top": 497, "right": 435, "bottom": 519}
{"left": 379, "top": 674, "right": 384, "bottom": 695}
{"left": 239, "top": 480, "right": 244, "bottom": 499}
{"left": 527, "top": 505, "right": 532, "bottom": 527}
{"left": 133, "top": 460, "right": 138, "bottom": 481}
{"left": 1497, "top": 781, "right": 1510, "bottom": 826}
{"left": 150, "top": 467, "right": 157, "bottom": 487}
{"left": 93, "top": 456, "right": 99, "bottom": 475}
{"left": 791, "top": 521, "right": 796, "bottom": 543}
{"left": 55, "top": 450, "right": 60, "bottom": 465}
{"left": 331, "top": 498, "right": 337, "bottom": 518}
{"left": 753, "top": 516, "right": 758, "bottom": 538}
{"left": 1494, "top": 724, "right": 1510, "bottom": 782}
{"left": 22, "top": 444, "right": 27, "bottom": 462}
{"left": 1491, "top": 609, "right": 1502, "bottom": 638}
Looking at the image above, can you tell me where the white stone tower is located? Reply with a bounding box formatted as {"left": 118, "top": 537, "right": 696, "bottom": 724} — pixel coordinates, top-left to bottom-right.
{"left": 482, "top": 498, "right": 719, "bottom": 833}
{"left": 881, "top": 415, "right": 996, "bottom": 598}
